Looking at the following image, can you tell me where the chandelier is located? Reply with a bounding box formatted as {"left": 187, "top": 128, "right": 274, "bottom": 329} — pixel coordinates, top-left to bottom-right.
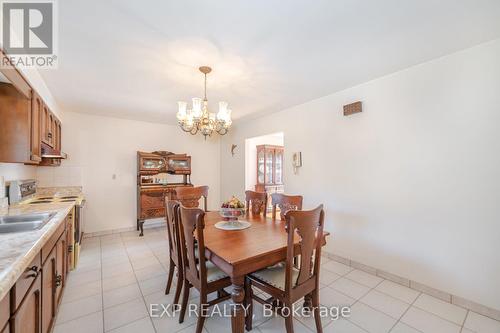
{"left": 176, "top": 66, "right": 232, "bottom": 139}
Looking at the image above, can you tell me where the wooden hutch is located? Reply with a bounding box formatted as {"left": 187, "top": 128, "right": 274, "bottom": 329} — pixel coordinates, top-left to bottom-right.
{"left": 255, "top": 145, "right": 284, "bottom": 209}
{"left": 136, "top": 151, "right": 193, "bottom": 236}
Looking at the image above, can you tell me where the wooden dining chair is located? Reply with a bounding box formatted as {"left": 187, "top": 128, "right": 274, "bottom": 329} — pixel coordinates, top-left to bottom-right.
{"left": 175, "top": 185, "right": 209, "bottom": 211}
{"left": 164, "top": 199, "right": 184, "bottom": 306}
{"left": 271, "top": 193, "right": 303, "bottom": 220}
{"left": 245, "top": 205, "right": 325, "bottom": 333}
{"left": 245, "top": 190, "right": 268, "bottom": 216}
{"left": 178, "top": 205, "right": 232, "bottom": 333}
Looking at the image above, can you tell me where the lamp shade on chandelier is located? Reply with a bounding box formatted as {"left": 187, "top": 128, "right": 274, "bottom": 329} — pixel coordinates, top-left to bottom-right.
{"left": 176, "top": 66, "right": 232, "bottom": 139}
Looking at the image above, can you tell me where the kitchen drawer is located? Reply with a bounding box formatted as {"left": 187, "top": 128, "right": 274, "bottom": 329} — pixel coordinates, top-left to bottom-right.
{"left": 41, "top": 219, "right": 65, "bottom": 264}
{"left": 11, "top": 253, "right": 41, "bottom": 311}
{"left": 0, "top": 293, "right": 8, "bottom": 331}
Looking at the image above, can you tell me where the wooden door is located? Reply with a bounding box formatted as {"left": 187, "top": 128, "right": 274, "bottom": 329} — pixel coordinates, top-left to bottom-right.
{"left": 11, "top": 273, "right": 42, "bottom": 333}
{"left": 40, "top": 105, "right": 49, "bottom": 146}
{"left": 48, "top": 113, "right": 54, "bottom": 147}
{"left": 0, "top": 83, "right": 31, "bottom": 163}
{"left": 55, "top": 232, "right": 66, "bottom": 305}
{"left": 41, "top": 247, "right": 56, "bottom": 333}
{"left": 66, "top": 219, "right": 73, "bottom": 275}
{"left": 1, "top": 294, "right": 8, "bottom": 333}
{"left": 55, "top": 120, "right": 61, "bottom": 151}
{"left": 29, "top": 93, "right": 42, "bottom": 163}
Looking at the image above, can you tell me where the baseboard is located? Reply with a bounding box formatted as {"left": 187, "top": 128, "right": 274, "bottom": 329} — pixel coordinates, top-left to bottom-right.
{"left": 322, "top": 251, "right": 500, "bottom": 321}
{"left": 83, "top": 220, "right": 166, "bottom": 238}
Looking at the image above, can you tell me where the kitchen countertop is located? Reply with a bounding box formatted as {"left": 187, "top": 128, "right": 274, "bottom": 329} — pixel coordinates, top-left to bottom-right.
{"left": 0, "top": 199, "right": 78, "bottom": 301}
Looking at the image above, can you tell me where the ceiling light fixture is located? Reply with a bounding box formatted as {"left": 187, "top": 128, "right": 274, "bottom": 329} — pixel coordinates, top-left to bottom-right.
{"left": 176, "top": 66, "right": 232, "bottom": 139}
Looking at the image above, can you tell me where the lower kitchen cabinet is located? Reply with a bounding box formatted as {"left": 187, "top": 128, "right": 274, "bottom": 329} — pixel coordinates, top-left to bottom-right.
{"left": 1, "top": 215, "right": 73, "bottom": 333}
{"left": 55, "top": 231, "right": 66, "bottom": 306}
{"left": 11, "top": 273, "right": 42, "bottom": 333}
{"left": 41, "top": 248, "right": 56, "bottom": 333}
{"left": 1, "top": 294, "right": 8, "bottom": 333}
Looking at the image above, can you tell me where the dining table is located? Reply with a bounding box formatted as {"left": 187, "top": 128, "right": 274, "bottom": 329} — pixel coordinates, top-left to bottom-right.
{"left": 202, "top": 210, "right": 330, "bottom": 333}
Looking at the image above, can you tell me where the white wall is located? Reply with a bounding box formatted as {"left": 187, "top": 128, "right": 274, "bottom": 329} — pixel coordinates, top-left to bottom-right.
{"left": 38, "top": 111, "right": 221, "bottom": 234}
{"left": 244, "top": 133, "right": 284, "bottom": 191}
{"left": 220, "top": 39, "right": 500, "bottom": 310}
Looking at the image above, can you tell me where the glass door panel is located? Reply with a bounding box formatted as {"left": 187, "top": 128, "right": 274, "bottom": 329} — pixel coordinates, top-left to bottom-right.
{"left": 257, "top": 150, "right": 265, "bottom": 184}
{"left": 142, "top": 157, "right": 165, "bottom": 170}
{"left": 265, "top": 149, "right": 274, "bottom": 184}
{"left": 275, "top": 149, "right": 283, "bottom": 184}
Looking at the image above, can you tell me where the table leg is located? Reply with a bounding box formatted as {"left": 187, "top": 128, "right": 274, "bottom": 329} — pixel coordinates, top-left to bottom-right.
{"left": 230, "top": 276, "right": 245, "bottom": 333}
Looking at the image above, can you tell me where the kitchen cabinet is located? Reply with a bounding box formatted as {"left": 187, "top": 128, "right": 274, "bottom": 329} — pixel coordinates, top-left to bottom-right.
{"left": 0, "top": 82, "right": 32, "bottom": 163}
{"left": 1, "top": 50, "right": 63, "bottom": 165}
{"left": 11, "top": 273, "right": 42, "bottom": 333}
{"left": 1, "top": 215, "right": 72, "bottom": 333}
{"left": 55, "top": 232, "right": 66, "bottom": 305}
{"left": 28, "top": 92, "right": 43, "bottom": 163}
{"left": 1, "top": 294, "right": 8, "bottom": 333}
{"left": 41, "top": 248, "right": 56, "bottom": 333}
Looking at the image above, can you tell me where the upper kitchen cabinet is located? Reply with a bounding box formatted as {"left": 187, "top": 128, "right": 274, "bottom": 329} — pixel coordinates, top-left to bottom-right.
{"left": 0, "top": 49, "right": 65, "bottom": 165}
{"left": 0, "top": 52, "right": 32, "bottom": 164}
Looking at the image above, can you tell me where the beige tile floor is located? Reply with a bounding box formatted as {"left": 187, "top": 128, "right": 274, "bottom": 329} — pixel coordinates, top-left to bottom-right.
{"left": 54, "top": 227, "right": 500, "bottom": 333}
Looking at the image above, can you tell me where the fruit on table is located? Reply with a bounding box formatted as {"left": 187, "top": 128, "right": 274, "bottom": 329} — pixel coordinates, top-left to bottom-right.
{"left": 221, "top": 196, "right": 245, "bottom": 209}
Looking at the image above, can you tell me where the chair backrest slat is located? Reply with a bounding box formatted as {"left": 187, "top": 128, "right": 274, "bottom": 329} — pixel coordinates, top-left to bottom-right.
{"left": 245, "top": 190, "right": 267, "bottom": 216}
{"left": 271, "top": 193, "right": 303, "bottom": 220}
{"left": 178, "top": 205, "right": 206, "bottom": 290}
{"left": 165, "top": 199, "right": 181, "bottom": 266}
{"left": 175, "top": 186, "right": 209, "bottom": 211}
{"left": 284, "top": 205, "right": 324, "bottom": 292}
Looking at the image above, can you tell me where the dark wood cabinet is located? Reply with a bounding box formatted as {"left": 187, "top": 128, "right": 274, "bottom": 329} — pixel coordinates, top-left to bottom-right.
{"left": 11, "top": 273, "right": 42, "bottom": 333}
{"left": 41, "top": 248, "right": 56, "bottom": 333}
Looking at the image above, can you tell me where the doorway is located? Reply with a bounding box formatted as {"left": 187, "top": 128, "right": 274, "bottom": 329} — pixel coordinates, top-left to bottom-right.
{"left": 244, "top": 132, "right": 284, "bottom": 193}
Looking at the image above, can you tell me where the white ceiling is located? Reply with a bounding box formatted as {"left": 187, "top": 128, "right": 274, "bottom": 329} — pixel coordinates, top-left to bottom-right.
{"left": 40, "top": 0, "right": 500, "bottom": 124}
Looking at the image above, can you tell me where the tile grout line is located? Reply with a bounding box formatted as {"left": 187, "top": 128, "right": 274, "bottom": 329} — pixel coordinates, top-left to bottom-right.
{"left": 143, "top": 229, "right": 201, "bottom": 333}
{"left": 342, "top": 276, "right": 384, "bottom": 331}
{"left": 330, "top": 266, "right": 473, "bottom": 331}
{"left": 141, "top": 229, "right": 167, "bottom": 333}
{"left": 125, "top": 230, "right": 167, "bottom": 333}
{"left": 99, "top": 236, "right": 105, "bottom": 333}
{"left": 460, "top": 310, "right": 470, "bottom": 333}
{"left": 387, "top": 291, "right": 422, "bottom": 333}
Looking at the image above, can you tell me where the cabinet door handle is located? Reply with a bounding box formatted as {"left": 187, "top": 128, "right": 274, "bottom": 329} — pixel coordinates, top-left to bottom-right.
{"left": 55, "top": 274, "right": 62, "bottom": 287}
{"left": 47, "top": 132, "right": 53, "bottom": 138}
{"left": 27, "top": 265, "right": 40, "bottom": 278}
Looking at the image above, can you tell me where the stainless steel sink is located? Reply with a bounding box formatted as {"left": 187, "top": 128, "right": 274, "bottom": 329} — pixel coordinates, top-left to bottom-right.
{"left": 0, "top": 212, "right": 56, "bottom": 233}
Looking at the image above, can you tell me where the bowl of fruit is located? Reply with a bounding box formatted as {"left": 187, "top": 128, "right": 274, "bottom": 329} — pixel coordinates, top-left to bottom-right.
{"left": 216, "top": 196, "right": 250, "bottom": 231}
{"left": 220, "top": 196, "right": 245, "bottom": 221}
